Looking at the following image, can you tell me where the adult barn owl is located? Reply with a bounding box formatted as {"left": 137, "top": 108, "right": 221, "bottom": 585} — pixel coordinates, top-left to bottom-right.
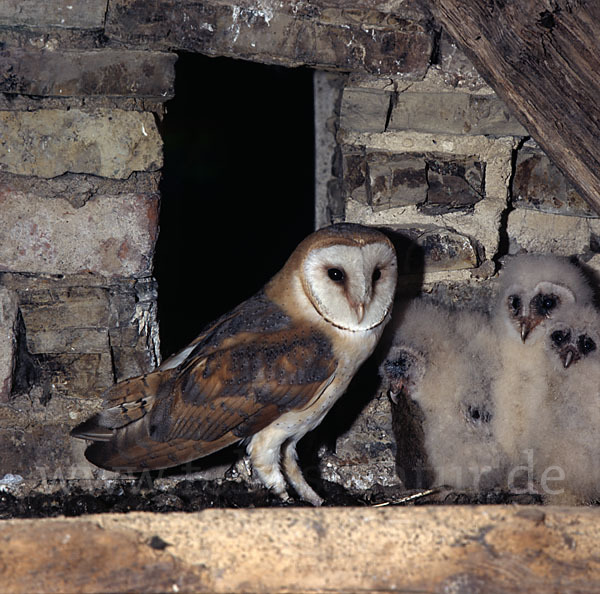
{"left": 72, "top": 223, "right": 398, "bottom": 505}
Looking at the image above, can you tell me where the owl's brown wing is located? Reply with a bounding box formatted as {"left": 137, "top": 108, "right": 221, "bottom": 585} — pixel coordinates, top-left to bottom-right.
{"left": 156, "top": 327, "right": 338, "bottom": 444}
{"left": 73, "top": 293, "right": 337, "bottom": 471}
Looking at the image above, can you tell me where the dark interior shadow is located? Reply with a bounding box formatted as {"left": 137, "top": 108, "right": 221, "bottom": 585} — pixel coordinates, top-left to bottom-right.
{"left": 154, "top": 52, "right": 315, "bottom": 358}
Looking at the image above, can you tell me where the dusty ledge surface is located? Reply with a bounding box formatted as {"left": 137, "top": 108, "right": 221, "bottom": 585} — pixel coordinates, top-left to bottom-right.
{"left": 2, "top": 505, "right": 600, "bottom": 593}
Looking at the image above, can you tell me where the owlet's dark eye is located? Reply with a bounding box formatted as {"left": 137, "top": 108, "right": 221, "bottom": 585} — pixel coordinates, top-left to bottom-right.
{"left": 537, "top": 293, "right": 558, "bottom": 316}
{"left": 327, "top": 268, "right": 345, "bottom": 282}
{"left": 508, "top": 295, "right": 521, "bottom": 314}
{"left": 372, "top": 268, "right": 381, "bottom": 283}
{"left": 578, "top": 334, "right": 596, "bottom": 355}
{"left": 551, "top": 330, "right": 570, "bottom": 346}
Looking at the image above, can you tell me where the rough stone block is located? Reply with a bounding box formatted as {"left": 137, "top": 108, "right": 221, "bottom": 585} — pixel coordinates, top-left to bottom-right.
{"left": 0, "top": 190, "right": 159, "bottom": 277}
{"left": 26, "top": 329, "right": 110, "bottom": 355}
{"left": 105, "top": 0, "right": 433, "bottom": 76}
{"left": 370, "top": 154, "right": 427, "bottom": 211}
{"left": 0, "top": 109, "right": 162, "bottom": 179}
{"left": 15, "top": 278, "right": 159, "bottom": 393}
{"left": 0, "top": 0, "right": 106, "bottom": 29}
{"left": 389, "top": 92, "right": 527, "bottom": 136}
{"left": 437, "top": 31, "right": 488, "bottom": 91}
{"left": 0, "top": 287, "right": 18, "bottom": 402}
{"left": 513, "top": 151, "right": 597, "bottom": 218}
{"left": 415, "top": 228, "right": 479, "bottom": 272}
{"left": 340, "top": 88, "right": 392, "bottom": 133}
{"left": 319, "top": 392, "right": 399, "bottom": 492}
{"left": 343, "top": 151, "right": 484, "bottom": 214}
{"left": 507, "top": 208, "right": 600, "bottom": 255}
{"left": 421, "top": 157, "right": 484, "bottom": 214}
{"left": 39, "top": 353, "right": 115, "bottom": 398}
{"left": 342, "top": 152, "right": 368, "bottom": 205}
{"left": 387, "top": 226, "right": 480, "bottom": 274}
{"left": 0, "top": 49, "right": 176, "bottom": 99}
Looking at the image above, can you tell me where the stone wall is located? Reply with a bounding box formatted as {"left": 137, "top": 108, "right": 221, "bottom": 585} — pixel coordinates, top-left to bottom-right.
{"left": 317, "top": 32, "right": 600, "bottom": 286}
{"left": 0, "top": 1, "right": 174, "bottom": 487}
{"left": 0, "top": 0, "right": 595, "bottom": 498}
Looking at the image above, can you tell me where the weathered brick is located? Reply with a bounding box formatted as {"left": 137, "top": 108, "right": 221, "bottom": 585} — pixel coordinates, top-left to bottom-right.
{"left": 389, "top": 92, "right": 527, "bottom": 136}
{"left": 0, "top": 0, "right": 106, "bottom": 29}
{"left": 0, "top": 49, "right": 176, "bottom": 99}
{"left": 39, "top": 353, "right": 114, "bottom": 397}
{"left": 0, "top": 109, "right": 162, "bottom": 179}
{"left": 342, "top": 152, "right": 369, "bottom": 205}
{"left": 19, "top": 287, "right": 111, "bottom": 330}
{"left": 340, "top": 88, "right": 391, "bottom": 133}
{"left": 507, "top": 208, "right": 600, "bottom": 255}
{"left": 387, "top": 226, "right": 479, "bottom": 273}
{"left": 0, "top": 189, "right": 159, "bottom": 277}
{"left": 0, "top": 287, "right": 18, "bottom": 402}
{"left": 344, "top": 152, "right": 484, "bottom": 214}
{"left": 513, "top": 151, "right": 597, "bottom": 218}
{"left": 368, "top": 154, "right": 427, "bottom": 211}
{"left": 420, "top": 157, "right": 484, "bottom": 214}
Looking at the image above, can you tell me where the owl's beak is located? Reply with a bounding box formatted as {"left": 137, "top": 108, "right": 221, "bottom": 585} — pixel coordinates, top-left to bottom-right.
{"left": 560, "top": 346, "right": 578, "bottom": 369}
{"left": 354, "top": 302, "right": 365, "bottom": 324}
{"left": 519, "top": 317, "right": 540, "bottom": 342}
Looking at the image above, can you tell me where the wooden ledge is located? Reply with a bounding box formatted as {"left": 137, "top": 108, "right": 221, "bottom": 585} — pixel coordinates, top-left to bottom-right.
{"left": 2, "top": 505, "right": 600, "bottom": 592}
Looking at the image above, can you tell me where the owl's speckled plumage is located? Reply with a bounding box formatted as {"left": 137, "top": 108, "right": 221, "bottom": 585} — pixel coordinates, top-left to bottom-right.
{"left": 72, "top": 223, "right": 397, "bottom": 505}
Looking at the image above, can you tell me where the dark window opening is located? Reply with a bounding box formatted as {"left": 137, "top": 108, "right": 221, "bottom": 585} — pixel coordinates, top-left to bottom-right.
{"left": 155, "top": 53, "right": 315, "bottom": 358}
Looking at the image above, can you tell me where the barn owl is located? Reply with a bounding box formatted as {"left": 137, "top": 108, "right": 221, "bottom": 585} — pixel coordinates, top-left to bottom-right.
{"left": 491, "top": 254, "right": 593, "bottom": 470}
{"left": 527, "top": 305, "right": 600, "bottom": 503}
{"left": 380, "top": 299, "right": 508, "bottom": 492}
{"left": 72, "top": 223, "right": 398, "bottom": 506}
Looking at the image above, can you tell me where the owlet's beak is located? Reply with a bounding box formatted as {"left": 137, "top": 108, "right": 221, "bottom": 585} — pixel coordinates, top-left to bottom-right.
{"left": 560, "top": 346, "right": 579, "bottom": 369}
{"left": 519, "top": 317, "right": 540, "bottom": 342}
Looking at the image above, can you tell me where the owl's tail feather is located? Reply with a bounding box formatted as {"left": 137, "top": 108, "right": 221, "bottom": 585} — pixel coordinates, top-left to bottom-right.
{"left": 83, "top": 421, "right": 237, "bottom": 472}
{"left": 71, "top": 370, "right": 238, "bottom": 472}
{"left": 71, "top": 370, "right": 174, "bottom": 441}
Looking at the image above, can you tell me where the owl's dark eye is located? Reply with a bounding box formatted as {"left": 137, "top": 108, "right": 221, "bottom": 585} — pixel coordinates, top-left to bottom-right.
{"left": 372, "top": 268, "right": 381, "bottom": 283}
{"left": 537, "top": 293, "right": 558, "bottom": 316}
{"left": 327, "top": 268, "right": 345, "bottom": 282}
{"left": 508, "top": 295, "right": 521, "bottom": 314}
{"left": 551, "top": 330, "right": 570, "bottom": 346}
{"left": 578, "top": 334, "right": 596, "bottom": 355}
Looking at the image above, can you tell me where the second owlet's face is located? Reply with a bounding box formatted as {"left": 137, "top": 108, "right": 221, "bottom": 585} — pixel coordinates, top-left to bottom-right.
{"left": 548, "top": 327, "right": 597, "bottom": 368}
{"left": 545, "top": 305, "right": 600, "bottom": 369}
{"left": 497, "top": 254, "right": 593, "bottom": 343}
{"left": 299, "top": 231, "right": 397, "bottom": 332}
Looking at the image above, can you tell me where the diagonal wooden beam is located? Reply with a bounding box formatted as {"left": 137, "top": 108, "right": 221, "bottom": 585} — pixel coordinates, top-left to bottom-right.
{"left": 426, "top": 0, "right": 600, "bottom": 214}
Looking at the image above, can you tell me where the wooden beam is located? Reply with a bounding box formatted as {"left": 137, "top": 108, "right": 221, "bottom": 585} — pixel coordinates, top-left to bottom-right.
{"left": 3, "top": 506, "right": 600, "bottom": 592}
{"left": 426, "top": 0, "right": 600, "bottom": 214}
{"left": 105, "top": 0, "right": 433, "bottom": 77}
